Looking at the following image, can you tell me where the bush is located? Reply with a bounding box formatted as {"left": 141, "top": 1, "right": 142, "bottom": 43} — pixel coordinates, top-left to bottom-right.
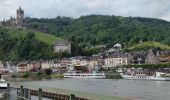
{"left": 36, "top": 71, "right": 45, "bottom": 77}
{"left": 22, "top": 71, "right": 31, "bottom": 78}
{"left": 11, "top": 74, "right": 17, "bottom": 78}
{"left": 44, "top": 69, "right": 52, "bottom": 75}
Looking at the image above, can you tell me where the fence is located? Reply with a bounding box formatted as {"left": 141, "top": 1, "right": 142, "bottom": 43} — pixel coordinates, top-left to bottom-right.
{"left": 2, "top": 83, "right": 93, "bottom": 100}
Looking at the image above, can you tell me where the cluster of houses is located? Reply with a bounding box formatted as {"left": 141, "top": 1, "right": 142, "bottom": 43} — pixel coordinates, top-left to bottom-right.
{"left": 0, "top": 43, "right": 170, "bottom": 73}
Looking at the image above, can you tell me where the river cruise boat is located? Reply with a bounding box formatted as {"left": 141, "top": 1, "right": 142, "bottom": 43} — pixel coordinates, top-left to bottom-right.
{"left": 120, "top": 72, "right": 170, "bottom": 81}
{"left": 120, "top": 68, "right": 170, "bottom": 81}
{"left": 64, "top": 71, "right": 106, "bottom": 79}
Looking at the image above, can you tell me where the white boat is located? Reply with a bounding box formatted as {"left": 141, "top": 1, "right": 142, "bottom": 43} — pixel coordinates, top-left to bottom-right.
{"left": 64, "top": 71, "right": 106, "bottom": 79}
{"left": 120, "top": 72, "right": 170, "bottom": 81}
{"left": 0, "top": 79, "right": 7, "bottom": 89}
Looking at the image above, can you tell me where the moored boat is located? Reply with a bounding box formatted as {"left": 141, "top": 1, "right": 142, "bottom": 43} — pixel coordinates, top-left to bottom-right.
{"left": 0, "top": 75, "right": 7, "bottom": 89}
{"left": 119, "top": 68, "right": 170, "bottom": 81}
{"left": 64, "top": 71, "right": 106, "bottom": 79}
{"left": 0, "top": 79, "right": 7, "bottom": 89}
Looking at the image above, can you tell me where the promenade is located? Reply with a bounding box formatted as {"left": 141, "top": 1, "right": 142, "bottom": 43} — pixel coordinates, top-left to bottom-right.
{"left": 9, "top": 82, "right": 127, "bottom": 100}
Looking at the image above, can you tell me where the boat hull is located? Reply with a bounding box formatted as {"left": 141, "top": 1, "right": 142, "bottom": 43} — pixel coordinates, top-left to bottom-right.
{"left": 121, "top": 74, "right": 170, "bottom": 81}
{"left": 64, "top": 73, "right": 106, "bottom": 79}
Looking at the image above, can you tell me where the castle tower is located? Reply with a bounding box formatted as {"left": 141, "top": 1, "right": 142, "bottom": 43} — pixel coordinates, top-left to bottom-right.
{"left": 16, "top": 7, "right": 24, "bottom": 28}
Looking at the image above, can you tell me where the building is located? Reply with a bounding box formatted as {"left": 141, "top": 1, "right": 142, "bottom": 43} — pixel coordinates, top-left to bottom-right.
{"left": 114, "top": 43, "right": 122, "bottom": 50}
{"left": 89, "top": 59, "right": 98, "bottom": 69}
{"left": 0, "top": 61, "right": 3, "bottom": 68}
{"left": 104, "top": 51, "right": 128, "bottom": 68}
{"left": 29, "top": 61, "right": 41, "bottom": 71}
{"left": 17, "top": 62, "right": 29, "bottom": 73}
{"left": 41, "top": 61, "right": 51, "bottom": 69}
{"left": 157, "top": 51, "right": 170, "bottom": 62}
{"left": 54, "top": 40, "right": 71, "bottom": 53}
{"left": 128, "top": 49, "right": 159, "bottom": 65}
{"left": 108, "top": 43, "right": 122, "bottom": 52}
{"left": 128, "top": 51, "right": 147, "bottom": 64}
{"left": 16, "top": 7, "right": 24, "bottom": 28}
{"left": 0, "top": 7, "right": 24, "bottom": 28}
{"left": 145, "top": 49, "right": 159, "bottom": 64}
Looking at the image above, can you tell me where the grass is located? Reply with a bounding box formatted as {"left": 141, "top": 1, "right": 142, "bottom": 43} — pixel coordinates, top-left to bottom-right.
{"left": 7, "top": 28, "right": 62, "bottom": 45}
{"left": 34, "top": 32, "right": 61, "bottom": 45}
{"left": 127, "top": 41, "right": 170, "bottom": 51}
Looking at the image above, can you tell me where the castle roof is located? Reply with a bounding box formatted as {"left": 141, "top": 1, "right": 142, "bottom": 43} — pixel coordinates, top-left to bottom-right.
{"left": 17, "top": 7, "right": 24, "bottom": 14}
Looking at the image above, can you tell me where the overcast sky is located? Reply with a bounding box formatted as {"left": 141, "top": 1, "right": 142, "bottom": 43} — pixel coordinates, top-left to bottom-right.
{"left": 0, "top": 0, "right": 170, "bottom": 21}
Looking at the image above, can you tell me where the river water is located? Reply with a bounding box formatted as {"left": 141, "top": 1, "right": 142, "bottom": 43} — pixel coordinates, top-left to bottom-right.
{"left": 13, "top": 79, "right": 170, "bottom": 100}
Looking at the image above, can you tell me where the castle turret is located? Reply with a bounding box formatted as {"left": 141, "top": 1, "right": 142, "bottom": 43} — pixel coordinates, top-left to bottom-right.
{"left": 16, "top": 7, "right": 24, "bottom": 28}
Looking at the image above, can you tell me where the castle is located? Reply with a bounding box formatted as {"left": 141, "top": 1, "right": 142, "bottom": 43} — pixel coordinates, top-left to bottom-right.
{"left": 0, "top": 7, "right": 24, "bottom": 28}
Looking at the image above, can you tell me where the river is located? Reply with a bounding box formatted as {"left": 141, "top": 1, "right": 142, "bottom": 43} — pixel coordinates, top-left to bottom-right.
{"left": 11, "top": 79, "right": 170, "bottom": 100}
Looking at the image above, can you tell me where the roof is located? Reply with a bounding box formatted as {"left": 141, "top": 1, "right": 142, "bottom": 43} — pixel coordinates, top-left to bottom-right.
{"left": 108, "top": 51, "right": 128, "bottom": 58}
{"left": 54, "top": 40, "right": 71, "bottom": 45}
{"left": 114, "top": 43, "right": 122, "bottom": 47}
{"left": 129, "top": 51, "right": 147, "bottom": 58}
{"left": 160, "top": 51, "right": 170, "bottom": 56}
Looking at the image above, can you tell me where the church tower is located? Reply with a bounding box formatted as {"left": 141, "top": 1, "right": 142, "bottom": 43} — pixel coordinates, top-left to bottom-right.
{"left": 16, "top": 7, "right": 24, "bottom": 28}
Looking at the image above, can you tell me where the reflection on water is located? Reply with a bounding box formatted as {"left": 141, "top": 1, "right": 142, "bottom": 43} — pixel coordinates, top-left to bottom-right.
{"left": 8, "top": 78, "right": 170, "bottom": 100}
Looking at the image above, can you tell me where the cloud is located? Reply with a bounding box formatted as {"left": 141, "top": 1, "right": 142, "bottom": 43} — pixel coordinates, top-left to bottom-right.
{"left": 0, "top": 0, "right": 170, "bottom": 21}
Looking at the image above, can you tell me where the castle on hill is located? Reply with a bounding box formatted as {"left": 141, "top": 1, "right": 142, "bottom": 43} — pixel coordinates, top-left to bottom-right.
{"left": 0, "top": 7, "right": 25, "bottom": 28}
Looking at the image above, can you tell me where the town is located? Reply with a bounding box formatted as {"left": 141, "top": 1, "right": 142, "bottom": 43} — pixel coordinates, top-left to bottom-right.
{"left": 0, "top": 8, "right": 170, "bottom": 79}
{"left": 0, "top": 42, "right": 170, "bottom": 76}
{"left": 0, "top": 2, "right": 170, "bottom": 100}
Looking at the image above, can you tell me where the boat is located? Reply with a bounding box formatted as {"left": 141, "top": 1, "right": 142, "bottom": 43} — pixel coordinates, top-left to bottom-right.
{"left": 0, "top": 79, "right": 7, "bottom": 89}
{"left": 119, "top": 68, "right": 170, "bottom": 81}
{"left": 64, "top": 71, "right": 106, "bottom": 79}
{"left": 0, "top": 75, "right": 7, "bottom": 89}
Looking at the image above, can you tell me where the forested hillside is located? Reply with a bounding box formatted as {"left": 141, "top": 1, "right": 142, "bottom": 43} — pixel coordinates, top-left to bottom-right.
{"left": 1, "top": 15, "right": 170, "bottom": 61}
{"left": 26, "top": 15, "right": 170, "bottom": 49}
{"left": 0, "top": 28, "right": 58, "bottom": 61}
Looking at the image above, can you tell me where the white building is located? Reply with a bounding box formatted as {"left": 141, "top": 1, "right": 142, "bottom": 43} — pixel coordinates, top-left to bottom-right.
{"left": 54, "top": 40, "right": 71, "bottom": 53}
{"left": 103, "top": 52, "right": 128, "bottom": 68}
{"left": 89, "top": 59, "right": 98, "bottom": 69}
{"left": 80, "top": 59, "right": 89, "bottom": 66}
{"left": 41, "top": 61, "right": 50, "bottom": 69}
{"left": 108, "top": 43, "right": 122, "bottom": 52}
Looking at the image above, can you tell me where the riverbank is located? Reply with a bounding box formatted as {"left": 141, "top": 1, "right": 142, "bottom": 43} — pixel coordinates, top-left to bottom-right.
{"left": 105, "top": 72, "right": 122, "bottom": 79}
{"left": 9, "top": 71, "right": 64, "bottom": 79}
{"left": 7, "top": 71, "right": 122, "bottom": 80}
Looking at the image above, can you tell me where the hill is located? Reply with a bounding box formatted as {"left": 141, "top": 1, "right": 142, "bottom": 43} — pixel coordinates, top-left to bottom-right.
{"left": 25, "top": 15, "right": 170, "bottom": 49}
{"left": 126, "top": 42, "right": 170, "bottom": 51}
{"left": 2, "top": 15, "right": 170, "bottom": 60}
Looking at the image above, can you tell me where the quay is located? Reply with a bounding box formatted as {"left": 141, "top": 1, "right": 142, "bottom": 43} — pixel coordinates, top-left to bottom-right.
{"left": 1, "top": 83, "right": 126, "bottom": 100}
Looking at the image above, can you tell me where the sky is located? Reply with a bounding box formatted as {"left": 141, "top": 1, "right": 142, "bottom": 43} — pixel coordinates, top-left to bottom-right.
{"left": 0, "top": 0, "right": 170, "bottom": 21}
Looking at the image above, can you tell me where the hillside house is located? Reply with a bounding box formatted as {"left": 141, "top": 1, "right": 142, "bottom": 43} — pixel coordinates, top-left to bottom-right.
{"left": 54, "top": 40, "right": 71, "bottom": 53}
